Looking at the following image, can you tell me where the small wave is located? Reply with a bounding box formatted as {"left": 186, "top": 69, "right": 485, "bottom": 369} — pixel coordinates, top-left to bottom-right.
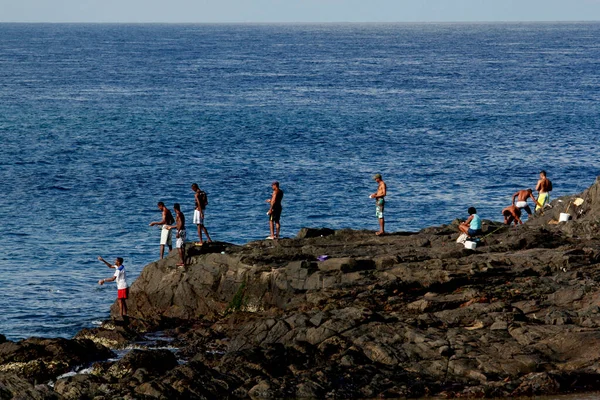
{"left": 49, "top": 186, "right": 72, "bottom": 191}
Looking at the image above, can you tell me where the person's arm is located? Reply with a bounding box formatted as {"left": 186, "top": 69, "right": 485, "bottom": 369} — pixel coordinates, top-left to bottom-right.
{"left": 535, "top": 179, "right": 542, "bottom": 192}
{"left": 266, "top": 191, "right": 277, "bottom": 214}
{"left": 465, "top": 215, "right": 474, "bottom": 224}
{"left": 150, "top": 210, "right": 168, "bottom": 227}
{"left": 512, "top": 193, "right": 518, "bottom": 204}
{"left": 98, "top": 276, "right": 116, "bottom": 285}
{"left": 97, "top": 256, "right": 115, "bottom": 269}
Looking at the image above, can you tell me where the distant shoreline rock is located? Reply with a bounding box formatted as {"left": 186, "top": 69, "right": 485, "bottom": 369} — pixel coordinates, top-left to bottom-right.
{"left": 2, "top": 176, "right": 600, "bottom": 398}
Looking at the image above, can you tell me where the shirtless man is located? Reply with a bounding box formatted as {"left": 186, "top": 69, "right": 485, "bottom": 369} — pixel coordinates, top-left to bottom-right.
{"left": 191, "top": 183, "right": 212, "bottom": 244}
{"left": 535, "top": 170, "right": 552, "bottom": 212}
{"left": 512, "top": 189, "right": 541, "bottom": 217}
{"left": 149, "top": 202, "right": 174, "bottom": 259}
{"left": 370, "top": 174, "right": 387, "bottom": 236}
{"left": 502, "top": 204, "right": 523, "bottom": 226}
{"left": 167, "top": 203, "right": 186, "bottom": 266}
{"left": 265, "top": 181, "right": 284, "bottom": 239}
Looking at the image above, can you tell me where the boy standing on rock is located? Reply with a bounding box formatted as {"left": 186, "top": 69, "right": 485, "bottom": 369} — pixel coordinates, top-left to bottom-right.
{"left": 149, "top": 202, "right": 175, "bottom": 259}
{"left": 370, "top": 174, "right": 387, "bottom": 236}
{"left": 167, "top": 203, "right": 187, "bottom": 267}
{"left": 192, "top": 183, "right": 212, "bottom": 245}
{"left": 97, "top": 256, "right": 128, "bottom": 319}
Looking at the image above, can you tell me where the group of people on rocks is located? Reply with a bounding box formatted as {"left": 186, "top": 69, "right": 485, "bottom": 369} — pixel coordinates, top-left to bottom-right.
{"left": 94, "top": 181, "right": 285, "bottom": 320}
{"left": 95, "top": 171, "right": 549, "bottom": 320}
{"left": 459, "top": 170, "right": 553, "bottom": 238}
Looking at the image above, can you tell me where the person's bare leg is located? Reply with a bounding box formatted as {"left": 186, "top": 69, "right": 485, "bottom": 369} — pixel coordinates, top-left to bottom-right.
{"left": 275, "top": 222, "right": 280, "bottom": 238}
{"left": 202, "top": 226, "right": 212, "bottom": 242}
{"left": 197, "top": 225, "right": 203, "bottom": 244}
{"left": 177, "top": 248, "right": 184, "bottom": 265}
{"left": 159, "top": 245, "right": 165, "bottom": 259}
{"left": 269, "top": 220, "right": 275, "bottom": 238}
{"left": 380, "top": 218, "right": 385, "bottom": 234}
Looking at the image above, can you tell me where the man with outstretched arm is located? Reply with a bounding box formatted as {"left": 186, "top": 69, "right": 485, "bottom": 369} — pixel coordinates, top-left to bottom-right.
{"left": 192, "top": 183, "right": 212, "bottom": 245}
{"left": 265, "top": 181, "right": 284, "bottom": 239}
{"left": 167, "top": 203, "right": 187, "bottom": 267}
{"left": 97, "top": 256, "right": 128, "bottom": 319}
{"left": 149, "top": 202, "right": 174, "bottom": 259}
{"left": 370, "top": 173, "right": 387, "bottom": 236}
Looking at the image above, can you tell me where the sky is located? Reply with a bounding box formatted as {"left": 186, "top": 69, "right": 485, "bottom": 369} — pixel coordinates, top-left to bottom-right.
{"left": 1, "top": 0, "right": 600, "bottom": 23}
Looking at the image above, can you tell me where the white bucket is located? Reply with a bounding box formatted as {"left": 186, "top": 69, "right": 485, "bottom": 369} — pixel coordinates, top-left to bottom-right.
{"left": 559, "top": 213, "right": 571, "bottom": 222}
{"left": 464, "top": 241, "right": 477, "bottom": 250}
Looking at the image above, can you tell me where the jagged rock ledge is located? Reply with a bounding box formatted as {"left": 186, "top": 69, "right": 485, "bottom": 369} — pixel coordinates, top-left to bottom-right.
{"left": 2, "top": 177, "right": 600, "bottom": 399}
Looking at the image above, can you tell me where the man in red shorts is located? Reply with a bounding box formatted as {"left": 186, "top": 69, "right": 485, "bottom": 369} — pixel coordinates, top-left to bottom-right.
{"left": 97, "top": 256, "right": 128, "bottom": 319}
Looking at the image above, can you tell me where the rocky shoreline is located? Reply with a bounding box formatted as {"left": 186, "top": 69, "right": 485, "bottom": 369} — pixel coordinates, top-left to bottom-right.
{"left": 2, "top": 178, "right": 600, "bottom": 399}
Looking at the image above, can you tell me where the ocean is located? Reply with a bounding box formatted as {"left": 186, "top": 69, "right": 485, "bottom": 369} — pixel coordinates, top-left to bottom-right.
{"left": 0, "top": 22, "right": 598, "bottom": 340}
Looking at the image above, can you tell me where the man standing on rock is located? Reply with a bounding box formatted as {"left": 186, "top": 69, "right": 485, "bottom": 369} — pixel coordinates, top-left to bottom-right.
{"left": 266, "top": 181, "right": 284, "bottom": 239}
{"left": 192, "top": 183, "right": 212, "bottom": 245}
{"left": 97, "top": 256, "right": 128, "bottom": 319}
{"left": 370, "top": 174, "right": 387, "bottom": 236}
{"left": 535, "top": 170, "right": 553, "bottom": 212}
{"left": 167, "top": 203, "right": 187, "bottom": 266}
{"left": 149, "top": 202, "right": 175, "bottom": 259}
{"left": 512, "top": 189, "right": 542, "bottom": 219}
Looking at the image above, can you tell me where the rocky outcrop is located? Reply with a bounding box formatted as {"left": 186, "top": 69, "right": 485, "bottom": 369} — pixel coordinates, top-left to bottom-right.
{"left": 4, "top": 177, "right": 600, "bottom": 398}
{"left": 0, "top": 337, "right": 114, "bottom": 383}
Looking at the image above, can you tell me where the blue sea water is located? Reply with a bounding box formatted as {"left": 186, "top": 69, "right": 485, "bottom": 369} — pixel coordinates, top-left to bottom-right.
{"left": 0, "top": 23, "right": 598, "bottom": 340}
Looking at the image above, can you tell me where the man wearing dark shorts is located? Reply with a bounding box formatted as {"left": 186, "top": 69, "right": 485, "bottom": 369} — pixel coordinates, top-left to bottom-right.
{"left": 266, "top": 181, "right": 284, "bottom": 239}
{"left": 167, "top": 203, "right": 186, "bottom": 266}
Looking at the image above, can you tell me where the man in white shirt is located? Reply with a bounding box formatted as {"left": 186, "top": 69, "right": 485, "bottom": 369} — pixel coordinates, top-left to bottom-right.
{"left": 98, "top": 256, "right": 128, "bottom": 318}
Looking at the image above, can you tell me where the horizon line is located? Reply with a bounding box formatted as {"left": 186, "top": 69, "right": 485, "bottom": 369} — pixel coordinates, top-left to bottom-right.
{"left": 1, "top": 20, "right": 599, "bottom": 24}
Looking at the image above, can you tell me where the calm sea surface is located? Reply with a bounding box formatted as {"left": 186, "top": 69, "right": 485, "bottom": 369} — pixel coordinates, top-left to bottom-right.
{"left": 0, "top": 23, "right": 598, "bottom": 340}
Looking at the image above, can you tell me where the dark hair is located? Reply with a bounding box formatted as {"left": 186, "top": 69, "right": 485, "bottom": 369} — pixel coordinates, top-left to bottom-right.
{"left": 191, "top": 183, "right": 199, "bottom": 189}
{"left": 468, "top": 207, "right": 477, "bottom": 215}
{"left": 157, "top": 201, "right": 165, "bottom": 207}
{"left": 116, "top": 257, "right": 124, "bottom": 264}
{"left": 173, "top": 203, "right": 180, "bottom": 211}
{"left": 540, "top": 170, "right": 546, "bottom": 176}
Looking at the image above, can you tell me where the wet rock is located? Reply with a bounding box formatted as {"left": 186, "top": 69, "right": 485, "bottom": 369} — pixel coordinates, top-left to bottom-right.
{"left": 53, "top": 374, "right": 106, "bottom": 400}
{"left": 0, "top": 373, "right": 59, "bottom": 399}
{"left": 0, "top": 337, "right": 114, "bottom": 383}
{"left": 107, "top": 349, "right": 178, "bottom": 379}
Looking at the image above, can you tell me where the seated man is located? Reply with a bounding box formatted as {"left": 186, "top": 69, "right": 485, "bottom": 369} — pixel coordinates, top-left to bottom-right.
{"left": 459, "top": 207, "right": 482, "bottom": 238}
{"left": 502, "top": 204, "right": 523, "bottom": 226}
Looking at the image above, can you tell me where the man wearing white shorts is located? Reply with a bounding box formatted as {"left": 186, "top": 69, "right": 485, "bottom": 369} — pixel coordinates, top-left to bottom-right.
{"left": 512, "top": 188, "right": 541, "bottom": 219}
{"left": 192, "top": 183, "right": 212, "bottom": 244}
{"left": 149, "top": 202, "right": 174, "bottom": 259}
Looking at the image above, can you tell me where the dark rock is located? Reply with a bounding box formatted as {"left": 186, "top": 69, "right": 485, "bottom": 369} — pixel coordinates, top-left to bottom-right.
{"left": 0, "top": 373, "right": 59, "bottom": 399}
{"left": 0, "top": 337, "right": 114, "bottom": 383}
{"left": 296, "top": 227, "right": 335, "bottom": 239}
{"left": 107, "top": 349, "right": 178, "bottom": 379}
{"left": 53, "top": 374, "right": 106, "bottom": 400}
